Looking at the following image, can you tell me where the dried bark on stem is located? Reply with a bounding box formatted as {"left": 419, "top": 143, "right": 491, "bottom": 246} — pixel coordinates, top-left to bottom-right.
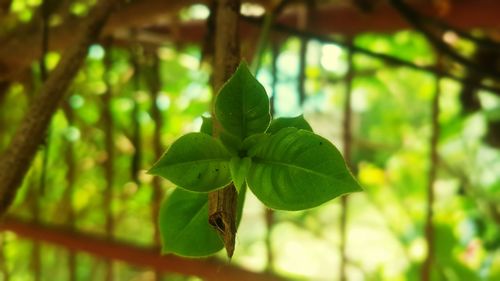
{"left": 0, "top": 0, "right": 120, "bottom": 218}
{"left": 208, "top": 0, "right": 241, "bottom": 258}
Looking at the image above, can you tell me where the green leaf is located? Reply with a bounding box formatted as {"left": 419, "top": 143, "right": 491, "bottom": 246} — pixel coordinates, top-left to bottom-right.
{"left": 215, "top": 62, "right": 271, "bottom": 140}
{"left": 159, "top": 189, "right": 223, "bottom": 257}
{"left": 247, "top": 128, "right": 362, "bottom": 210}
{"left": 229, "top": 157, "right": 251, "bottom": 191}
{"left": 149, "top": 132, "right": 231, "bottom": 192}
{"left": 200, "top": 116, "right": 213, "bottom": 135}
{"left": 159, "top": 186, "right": 248, "bottom": 257}
{"left": 267, "top": 115, "right": 313, "bottom": 134}
{"left": 241, "top": 133, "right": 269, "bottom": 155}
{"left": 220, "top": 130, "right": 241, "bottom": 156}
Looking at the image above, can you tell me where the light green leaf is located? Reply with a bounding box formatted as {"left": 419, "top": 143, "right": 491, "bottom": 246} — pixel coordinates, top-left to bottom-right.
{"left": 267, "top": 115, "right": 313, "bottom": 134}
{"left": 159, "top": 189, "right": 223, "bottom": 257}
{"left": 215, "top": 62, "right": 271, "bottom": 140}
{"left": 229, "top": 157, "right": 252, "bottom": 191}
{"left": 159, "top": 186, "right": 248, "bottom": 257}
{"left": 149, "top": 133, "right": 231, "bottom": 192}
{"left": 247, "top": 128, "right": 362, "bottom": 210}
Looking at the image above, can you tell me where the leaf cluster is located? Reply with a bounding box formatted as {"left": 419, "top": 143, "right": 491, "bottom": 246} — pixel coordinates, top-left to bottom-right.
{"left": 149, "top": 62, "right": 362, "bottom": 257}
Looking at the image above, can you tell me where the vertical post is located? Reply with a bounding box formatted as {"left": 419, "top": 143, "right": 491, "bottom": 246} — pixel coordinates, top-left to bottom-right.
{"left": 62, "top": 101, "right": 77, "bottom": 281}
{"left": 421, "top": 57, "right": 441, "bottom": 281}
{"left": 0, "top": 0, "right": 119, "bottom": 219}
{"left": 297, "top": 0, "right": 314, "bottom": 105}
{"left": 265, "top": 41, "right": 280, "bottom": 272}
{"left": 148, "top": 50, "right": 164, "bottom": 281}
{"left": 130, "top": 43, "right": 142, "bottom": 187}
{"left": 103, "top": 42, "right": 115, "bottom": 281}
{"left": 339, "top": 38, "right": 354, "bottom": 281}
{"left": 208, "top": 0, "right": 241, "bottom": 258}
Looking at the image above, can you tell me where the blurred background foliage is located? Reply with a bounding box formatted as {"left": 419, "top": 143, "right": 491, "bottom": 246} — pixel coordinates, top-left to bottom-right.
{"left": 1, "top": 0, "right": 500, "bottom": 281}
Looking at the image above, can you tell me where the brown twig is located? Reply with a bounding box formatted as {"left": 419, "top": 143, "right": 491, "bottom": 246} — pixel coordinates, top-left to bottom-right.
{"left": 264, "top": 41, "right": 281, "bottom": 273}
{"left": 102, "top": 41, "right": 115, "bottom": 281}
{"left": 61, "top": 101, "right": 77, "bottom": 281}
{"left": 0, "top": 216, "right": 286, "bottom": 281}
{"left": 240, "top": 15, "right": 500, "bottom": 95}
{"left": 421, "top": 55, "right": 441, "bottom": 281}
{"left": 147, "top": 50, "right": 163, "bottom": 281}
{"left": 130, "top": 42, "right": 142, "bottom": 186}
{"left": 389, "top": 0, "right": 500, "bottom": 80}
{"left": 297, "top": 1, "right": 314, "bottom": 105}
{"left": 339, "top": 38, "right": 354, "bottom": 281}
{"left": 0, "top": 0, "right": 120, "bottom": 218}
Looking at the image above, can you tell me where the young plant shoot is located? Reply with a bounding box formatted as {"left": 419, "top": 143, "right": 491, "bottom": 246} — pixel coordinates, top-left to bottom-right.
{"left": 149, "top": 62, "right": 362, "bottom": 257}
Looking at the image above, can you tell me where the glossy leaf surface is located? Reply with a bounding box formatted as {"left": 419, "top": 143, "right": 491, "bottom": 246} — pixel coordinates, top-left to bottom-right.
{"left": 247, "top": 128, "right": 362, "bottom": 210}
{"left": 229, "top": 157, "right": 251, "bottom": 191}
{"left": 159, "top": 189, "right": 223, "bottom": 256}
{"left": 149, "top": 133, "right": 231, "bottom": 192}
{"left": 160, "top": 186, "right": 248, "bottom": 257}
{"left": 215, "top": 62, "right": 271, "bottom": 140}
{"left": 267, "top": 115, "right": 313, "bottom": 134}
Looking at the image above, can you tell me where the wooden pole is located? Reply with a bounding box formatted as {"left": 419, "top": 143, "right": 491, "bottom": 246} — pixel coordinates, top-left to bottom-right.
{"left": 0, "top": 0, "right": 120, "bottom": 218}
{"left": 208, "top": 0, "right": 241, "bottom": 258}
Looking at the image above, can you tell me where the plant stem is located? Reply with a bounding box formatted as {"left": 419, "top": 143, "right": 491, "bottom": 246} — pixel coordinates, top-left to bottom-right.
{"left": 208, "top": 0, "right": 241, "bottom": 258}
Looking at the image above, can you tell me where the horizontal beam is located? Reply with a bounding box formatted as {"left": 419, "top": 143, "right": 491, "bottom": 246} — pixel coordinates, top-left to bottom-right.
{"left": 0, "top": 217, "right": 284, "bottom": 281}
{"left": 1, "top": 0, "right": 500, "bottom": 80}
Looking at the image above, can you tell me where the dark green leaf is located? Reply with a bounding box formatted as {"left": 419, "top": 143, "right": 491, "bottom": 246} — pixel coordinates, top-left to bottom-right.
{"left": 200, "top": 116, "right": 213, "bottom": 135}
{"left": 220, "top": 130, "right": 241, "bottom": 156}
{"left": 242, "top": 133, "right": 269, "bottom": 155}
{"left": 149, "top": 133, "right": 231, "bottom": 192}
{"left": 229, "top": 157, "right": 251, "bottom": 191}
{"left": 247, "top": 128, "right": 362, "bottom": 210}
{"left": 159, "top": 186, "right": 247, "bottom": 257}
{"left": 201, "top": 117, "right": 241, "bottom": 155}
{"left": 159, "top": 189, "right": 223, "bottom": 256}
{"left": 215, "top": 62, "right": 271, "bottom": 140}
{"left": 267, "top": 115, "right": 313, "bottom": 134}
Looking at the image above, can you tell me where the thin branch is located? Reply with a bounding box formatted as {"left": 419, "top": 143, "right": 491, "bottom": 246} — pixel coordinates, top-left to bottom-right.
{"left": 421, "top": 55, "right": 441, "bottom": 281}
{"left": 297, "top": 1, "right": 315, "bottom": 105}
{"left": 0, "top": 0, "right": 120, "bottom": 218}
{"left": 130, "top": 42, "right": 142, "bottom": 186}
{"left": 420, "top": 13, "right": 500, "bottom": 51}
{"left": 250, "top": 0, "right": 296, "bottom": 73}
{"left": 62, "top": 101, "right": 77, "bottom": 281}
{"left": 147, "top": 50, "right": 164, "bottom": 281}
{"left": 0, "top": 216, "right": 286, "bottom": 281}
{"left": 264, "top": 41, "right": 280, "bottom": 273}
{"left": 102, "top": 41, "right": 115, "bottom": 281}
{"left": 389, "top": 0, "right": 500, "bottom": 79}
{"left": 240, "top": 15, "right": 500, "bottom": 94}
{"left": 339, "top": 38, "right": 354, "bottom": 281}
